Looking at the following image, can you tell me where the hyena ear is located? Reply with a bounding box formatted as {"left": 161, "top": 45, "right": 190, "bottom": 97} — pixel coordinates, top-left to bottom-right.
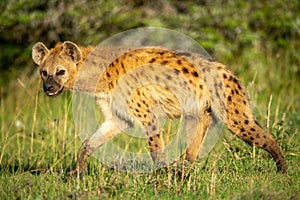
{"left": 32, "top": 42, "right": 49, "bottom": 65}
{"left": 62, "top": 41, "right": 82, "bottom": 64}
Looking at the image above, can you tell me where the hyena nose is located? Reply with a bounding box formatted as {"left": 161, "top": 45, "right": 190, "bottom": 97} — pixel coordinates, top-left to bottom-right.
{"left": 44, "top": 84, "right": 54, "bottom": 91}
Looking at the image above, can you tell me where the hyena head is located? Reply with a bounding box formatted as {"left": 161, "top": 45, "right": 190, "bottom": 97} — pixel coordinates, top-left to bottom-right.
{"left": 32, "top": 41, "right": 82, "bottom": 97}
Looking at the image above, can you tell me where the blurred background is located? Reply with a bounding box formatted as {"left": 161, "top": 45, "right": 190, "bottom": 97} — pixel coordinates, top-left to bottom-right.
{"left": 1, "top": 0, "right": 299, "bottom": 86}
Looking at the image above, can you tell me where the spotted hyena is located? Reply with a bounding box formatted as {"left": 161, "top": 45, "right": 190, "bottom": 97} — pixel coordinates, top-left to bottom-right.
{"left": 32, "top": 41, "right": 287, "bottom": 176}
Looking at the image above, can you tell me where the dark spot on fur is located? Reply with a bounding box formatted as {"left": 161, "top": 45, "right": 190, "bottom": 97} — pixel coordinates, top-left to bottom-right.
{"left": 152, "top": 125, "right": 156, "bottom": 131}
{"left": 174, "top": 69, "right": 180, "bottom": 75}
{"left": 177, "top": 59, "right": 182, "bottom": 65}
{"left": 233, "top": 77, "right": 238, "bottom": 83}
{"left": 149, "top": 137, "right": 153, "bottom": 141}
{"left": 244, "top": 120, "right": 249, "bottom": 125}
{"left": 121, "top": 62, "right": 125, "bottom": 70}
{"left": 137, "top": 103, "right": 141, "bottom": 107}
{"left": 161, "top": 60, "right": 169, "bottom": 65}
{"left": 243, "top": 133, "right": 247, "bottom": 137}
{"left": 241, "top": 127, "right": 245, "bottom": 132}
{"left": 250, "top": 128, "right": 256, "bottom": 132}
{"left": 182, "top": 67, "right": 189, "bottom": 74}
{"left": 148, "top": 65, "right": 154, "bottom": 70}
{"left": 135, "top": 109, "right": 140, "bottom": 113}
{"left": 218, "top": 82, "right": 223, "bottom": 89}
{"left": 243, "top": 100, "right": 247, "bottom": 105}
{"left": 155, "top": 144, "right": 158, "bottom": 148}
{"left": 263, "top": 143, "right": 267, "bottom": 148}
{"left": 235, "top": 89, "right": 239, "bottom": 95}
{"left": 166, "top": 75, "right": 172, "bottom": 80}
{"left": 199, "top": 84, "right": 203, "bottom": 89}
{"left": 149, "top": 58, "right": 156, "bottom": 63}
{"left": 234, "top": 121, "right": 238, "bottom": 125}
{"left": 235, "top": 109, "right": 239, "bottom": 114}
{"left": 250, "top": 137, "right": 254, "bottom": 140}
{"left": 192, "top": 71, "right": 199, "bottom": 77}
{"left": 237, "top": 84, "right": 242, "bottom": 90}
{"left": 155, "top": 75, "right": 159, "bottom": 81}
{"left": 256, "top": 134, "right": 260, "bottom": 138}
{"left": 228, "top": 96, "right": 232, "bottom": 101}
{"left": 223, "top": 73, "right": 227, "bottom": 79}
{"left": 106, "top": 72, "right": 111, "bottom": 78}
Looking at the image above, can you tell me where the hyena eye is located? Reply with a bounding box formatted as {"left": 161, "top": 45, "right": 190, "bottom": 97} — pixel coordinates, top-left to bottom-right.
{"left": 56, "top": 69, "right": 66, "bottom": 76}
{"left": 41, "top": 70, "right": 47, "bottom": 76}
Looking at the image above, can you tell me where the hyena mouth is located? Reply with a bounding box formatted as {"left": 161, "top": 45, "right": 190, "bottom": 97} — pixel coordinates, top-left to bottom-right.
{"left": 44, "top": 86, "right": 64, "bottom": 97}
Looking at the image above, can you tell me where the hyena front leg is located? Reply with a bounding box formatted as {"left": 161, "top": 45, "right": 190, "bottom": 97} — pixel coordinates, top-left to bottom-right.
{"left": 70, "top": 98, "right": 122, "bottom": 177}
{"left": 70, "top": 120, "right": 121, "bottom": 177}
{"left": 143, "top": 115, "right": 165, "bottom": 164}
{"left": 185, "top": 107, "right": 212, "bottom": 162}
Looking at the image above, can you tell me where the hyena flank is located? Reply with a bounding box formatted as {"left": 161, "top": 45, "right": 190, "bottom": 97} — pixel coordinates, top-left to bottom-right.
{"left": 32, "top": 41, "right": 287, "bottom": 176}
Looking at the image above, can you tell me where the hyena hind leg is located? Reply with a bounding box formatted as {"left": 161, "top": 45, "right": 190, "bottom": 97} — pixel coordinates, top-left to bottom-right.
{"left": 141, "top": 115, "right": 166, "bottom": 165}
{"left": 185, "top": 108, "right": 212, "bottom": 162}
{"left": 227, "top": 119, "right": 287, "bottom": 173}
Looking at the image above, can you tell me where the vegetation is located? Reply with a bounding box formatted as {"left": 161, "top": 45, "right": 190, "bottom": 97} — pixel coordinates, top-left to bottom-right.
{"left": 0, "top": 0, "right": 299, "bottom": 199}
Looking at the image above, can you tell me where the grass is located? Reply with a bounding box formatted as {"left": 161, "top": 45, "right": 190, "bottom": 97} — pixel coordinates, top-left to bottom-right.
{"left": 0, "top": 47, "right": 299, "bottom": 199}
